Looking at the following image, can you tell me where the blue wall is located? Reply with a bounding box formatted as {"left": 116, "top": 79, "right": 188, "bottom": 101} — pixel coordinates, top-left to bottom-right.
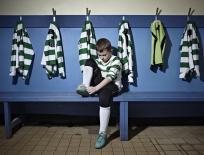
{"left": 0, "top": 15, "right": 204, "bottom": 117}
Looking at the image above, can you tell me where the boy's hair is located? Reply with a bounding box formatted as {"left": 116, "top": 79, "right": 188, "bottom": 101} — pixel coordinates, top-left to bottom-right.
{"left": 96, "top": 38, "right": 112, "bottom": 53}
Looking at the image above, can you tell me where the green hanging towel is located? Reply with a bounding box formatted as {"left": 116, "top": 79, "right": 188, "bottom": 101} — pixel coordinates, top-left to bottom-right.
{"left": 150, "top": 20, "right": 166, "bottom": 70}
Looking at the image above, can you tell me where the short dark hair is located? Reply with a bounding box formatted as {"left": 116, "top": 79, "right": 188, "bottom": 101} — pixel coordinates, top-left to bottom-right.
{"left": 96, "top": 38, "right": 112, "bottom": 53}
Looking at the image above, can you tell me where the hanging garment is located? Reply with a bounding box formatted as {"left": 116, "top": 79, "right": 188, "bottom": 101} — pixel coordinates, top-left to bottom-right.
{"left": 41, "top": 21, "right": 65, "bottom": 79}
{"left": 9, "top": 19, "right": 34, "bottom": 79}
{"left": 150, "top": 20, "right": 166, "bottom": 71}
{"left": 118, "top": 19, "right": 134, "bottom": 83}
{"left": 179, "top": 21, "right": 200, "bottom": 81}
{"left": 78, "top": 20, "right": 97, "bottom": 72}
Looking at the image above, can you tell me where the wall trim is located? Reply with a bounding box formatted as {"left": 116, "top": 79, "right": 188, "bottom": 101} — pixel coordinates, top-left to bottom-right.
{"left": 1, "top": 15, "right": 204, "bottom": 28}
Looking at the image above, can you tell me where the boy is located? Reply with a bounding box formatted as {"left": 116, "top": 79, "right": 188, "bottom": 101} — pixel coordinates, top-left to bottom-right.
{"left": 77, "top": 38, "right": 122, "bottom": 149}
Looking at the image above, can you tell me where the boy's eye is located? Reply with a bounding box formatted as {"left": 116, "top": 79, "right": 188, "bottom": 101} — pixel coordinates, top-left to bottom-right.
{"left": 99, "top": 54, "right": 106, "bottom": 57}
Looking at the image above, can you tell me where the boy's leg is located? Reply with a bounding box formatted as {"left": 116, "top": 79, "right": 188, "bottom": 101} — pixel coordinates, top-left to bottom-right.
{"left": 82, "top": 66, "right": 93, "bottom": 87}
{"left": 99, "top": 106, "right": 110, "bottom": 134}
{"left": 95, "top": 83, "right": 119, "bottom": 149}
{"left": 98, "top": 83, "right": 118, "bottom": 133}
{"left": 77, "top": 59, "right": 102, "bottom": 96}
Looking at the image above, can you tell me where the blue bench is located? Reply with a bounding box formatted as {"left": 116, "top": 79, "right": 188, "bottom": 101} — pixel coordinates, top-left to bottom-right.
{"left": 0, "top": 92, "right": 204, "bottom": 140}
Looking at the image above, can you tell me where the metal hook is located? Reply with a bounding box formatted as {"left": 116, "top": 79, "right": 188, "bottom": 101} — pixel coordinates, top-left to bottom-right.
{"left": 52, "top": 8, "right": 56, "bottom": 22}
{"left": 19, "top": 16, "right": 22, "bottom": 21}
{"left": 188, "top": 8, "right": 191, "bottom": 16}
{"left": 187, "top": 8, "right": 195, "bottom": 21}
{"left": 155, "top": 8, "right": 162, "bottom": 20}
{"left": 86, "top": 8, "right": 91, "bottom": 21}
{"left": 156, "top": 8, "right": 159, "bottom": 14}
{"left": 122, "top": 16, "right": 125, "bottom": 20}
{"left": 155, "top": 8, "right": 159, "bottom": 20}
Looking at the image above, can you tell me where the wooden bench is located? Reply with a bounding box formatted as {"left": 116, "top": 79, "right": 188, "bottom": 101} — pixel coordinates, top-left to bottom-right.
{"left": 0, "top": 92, "right": 204, "bottom": 141}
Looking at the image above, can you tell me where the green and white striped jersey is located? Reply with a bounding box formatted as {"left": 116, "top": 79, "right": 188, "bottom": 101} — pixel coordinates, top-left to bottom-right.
{"left": 118, "top": 19, "right": 134, "bottom": 83}
{"left": 41, "top": 21, "right": 65, "bottom": 79}
{"left": 95, "top": 55, "right": 122, "bottom": 90}
{"left": 9, "top": 19, "right": 34, "bottom": 80}
{"left": 78, "top": 20, "right": 97, "bottom": 72}
{"left": 179, "top": 21, "right": 200, "bottom": 80}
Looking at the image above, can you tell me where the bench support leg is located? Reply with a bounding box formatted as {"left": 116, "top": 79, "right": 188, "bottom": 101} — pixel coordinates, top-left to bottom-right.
{"left": 120, "top": 101, "right": 128, "bottom": 141}
{"left": 4, "top": 102, "right": 12, "bottom": 138}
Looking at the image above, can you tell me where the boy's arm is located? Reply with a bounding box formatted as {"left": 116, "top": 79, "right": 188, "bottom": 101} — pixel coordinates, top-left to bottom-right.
{"left": 87, "top": 57, "right": 121, "bottom": 94}
{"left": 87, "top": 78, "right": 111, "bottom": 94}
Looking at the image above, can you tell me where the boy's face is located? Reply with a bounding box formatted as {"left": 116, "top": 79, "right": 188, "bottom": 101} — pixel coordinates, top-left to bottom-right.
{"left": 97, "top": 49, "right": 112, "bottom": 63}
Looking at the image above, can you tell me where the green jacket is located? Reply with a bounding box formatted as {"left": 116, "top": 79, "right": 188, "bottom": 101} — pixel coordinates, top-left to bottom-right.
{"left": 150, "top": 20, "right": 166, "bottom": 67}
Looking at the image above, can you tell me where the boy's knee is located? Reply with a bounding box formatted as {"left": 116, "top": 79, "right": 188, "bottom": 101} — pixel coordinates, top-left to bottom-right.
{"left": 85, "top": 59, "right": 96, "bottom": 67}
{"left": 100, "top": 102, "right": 110, "bottom": 108}
{"left": 99, "top": 89, "right": 112, "bottom": 107}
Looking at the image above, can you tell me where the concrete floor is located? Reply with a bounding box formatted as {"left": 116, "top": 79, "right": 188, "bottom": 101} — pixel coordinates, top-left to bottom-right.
{"left": 0, "top": 124, "right": 204, "bottom": 155}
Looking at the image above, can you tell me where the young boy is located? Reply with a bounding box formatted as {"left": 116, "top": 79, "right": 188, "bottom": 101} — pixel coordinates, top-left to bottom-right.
{"left": 77, "top": 38, "right": 122, "bottom": 149}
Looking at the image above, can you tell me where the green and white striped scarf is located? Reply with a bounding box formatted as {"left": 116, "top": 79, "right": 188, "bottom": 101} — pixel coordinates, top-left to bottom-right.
{"left": 41, "top": 21, "right": 65, "bottom": 79}
{"left": 179, "top": 21, "right": 200, "bottom": 80}
{"left": 118, "top": 20, "right": 134, "bottom": 83}
{"left": 9, "top": 19, "right": 34, "bottom": 80}
{"left": 78, "top": 20, "right": 97, "bottom": 72}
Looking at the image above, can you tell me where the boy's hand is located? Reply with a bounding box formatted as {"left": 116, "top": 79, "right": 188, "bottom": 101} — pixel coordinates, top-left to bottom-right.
{"left": 86, "top": 78, "right": 111, "bottom": 95}
{"left": 86, "top": 86, "right": 98, "bottom": 94}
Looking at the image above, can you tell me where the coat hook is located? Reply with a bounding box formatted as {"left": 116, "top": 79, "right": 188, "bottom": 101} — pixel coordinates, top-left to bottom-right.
{"left": 187, "top": 8, "right": 195, "bottom": 21}
{"left": 155, "top": 8, "right": 159, "bottom": 20}
{"left": 122, "top": 16, "right": 125, "bottom": 20}
{"left": 156, "top": 8, "right": 159, "bottom": 14}
{"left": 19, "top": 16, "right": 22, "bottom": 21}
{"left": 86, "top": 8, "right": 91, "bottom": 21}
{"left": 188, "top": 8, "right": 192, "bottom": 16}
{"left": 155, "top": 8, "right": 162, "bottom": 20}
{"left": 52, "top": 8, "right": 56, "bottom": 22}
{"left": 86, "top": 8, "right": 88, "bottom": 16}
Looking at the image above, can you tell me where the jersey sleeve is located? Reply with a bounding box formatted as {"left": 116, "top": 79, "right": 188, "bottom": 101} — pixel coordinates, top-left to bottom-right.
{"left": 106, "top": 57, "right": 121, "bottom": 81}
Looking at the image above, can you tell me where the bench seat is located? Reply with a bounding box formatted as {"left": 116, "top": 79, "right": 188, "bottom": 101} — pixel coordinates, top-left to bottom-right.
{"left": 0, "top": 92, "right": 204, "bottom": 140}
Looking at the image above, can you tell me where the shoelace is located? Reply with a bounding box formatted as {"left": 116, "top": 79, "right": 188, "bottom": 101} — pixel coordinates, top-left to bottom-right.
{"left": 97, "top": 133, "right": 105, "bottom": 142}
